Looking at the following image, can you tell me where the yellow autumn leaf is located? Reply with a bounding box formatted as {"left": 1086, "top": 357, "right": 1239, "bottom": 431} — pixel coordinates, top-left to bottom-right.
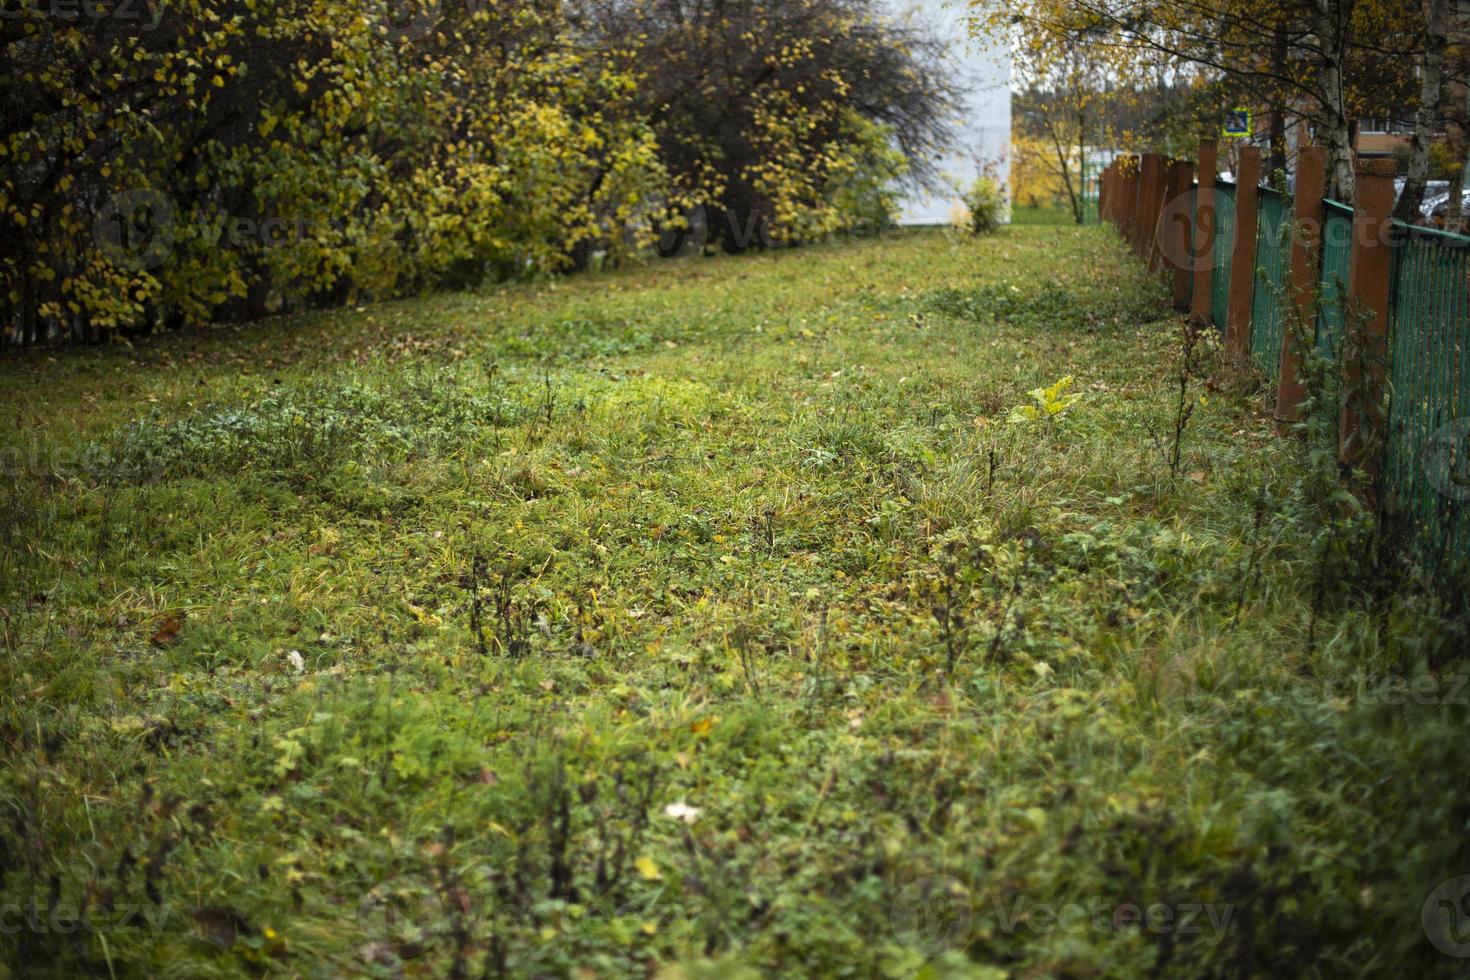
{"left": 634, "top": 856, "right": 662, "bottom": 881}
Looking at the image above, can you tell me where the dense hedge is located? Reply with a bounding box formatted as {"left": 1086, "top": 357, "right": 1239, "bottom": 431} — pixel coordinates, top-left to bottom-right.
{"left": 0, "top": 0, "right": 953, "bottom": 345}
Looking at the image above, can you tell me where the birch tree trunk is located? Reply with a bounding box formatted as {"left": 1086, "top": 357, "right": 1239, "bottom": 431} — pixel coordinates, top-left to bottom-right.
{"left": 1269, "top": 25, "right": 1288, "bottom": 176}
{"left": 1314, "top": 0, "right": 1357, "bottom": 202}
{"left": 1446, "top": 79, "right": 1469, "bottom": 230}
{"left": 1395, "top": 0, "right": 1449, "bottom": 221}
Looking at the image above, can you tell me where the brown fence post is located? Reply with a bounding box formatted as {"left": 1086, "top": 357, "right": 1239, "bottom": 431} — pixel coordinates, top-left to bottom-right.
{"left": 1169, "top": 159, "right": 1195, "bottom": 310}
{"left": 1100, "top": 163, "right": 1112, "bottom": 224}
{"left": 1112, "top": 163, "right": 1123, "bottom": 226}
{"left": 1190, "top": 139, "right": 1218, "bottom": 324}
{"left": 1225, "top": 146, "right": 1262, "bottom": 361}
{"left": 1119, "top": 155, "right": 1141, "bottom": 244}
{"left": 1108, "top": 162, "right": 1121, "bottom": 226}
{"left": 1338, "top": 157, "right": 1398, "bottom": 479}
{"left": 1159, "top": 157, "right": 1178, "bottom": 271}
{"left": 1130, "top": 155, "right": 1153, "bottom": 255}
{"left": 1144, "top": 154, "right": 1171, "bottom": 269}
{"left": 1140, "top": 151, "right": 1164, "bottom": 264}
{"left": 1275, "top": 145, "right": 1328, "bottom": 428}
{"left": 1126, "top": 156, "right": 1141, "bottom": 249}
{"left": 1136, "top": 154, "right": 1159, "bottom": 264}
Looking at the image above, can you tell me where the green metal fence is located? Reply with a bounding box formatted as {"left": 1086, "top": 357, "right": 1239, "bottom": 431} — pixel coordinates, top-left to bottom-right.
{"left": 1192, "top": 179, "right": 1468, "bottom": 569}
{"left": 1079, "top": 160, "right": 1101, "bottom": 224}
{"left": 1316, "top": 200, "right": 1354, "bottom": 359}
{"left": 1211, "top": 181, "right": 1236, "bottom": 330}
{"left": 1123, "top": 164, "right": 1470, "bottom": 569}
{"left": 1384, "top": 223, "right": 1470, "bottom": 564}
{"left": 1249, "top": 188, "right": 1290, "bottom": 375}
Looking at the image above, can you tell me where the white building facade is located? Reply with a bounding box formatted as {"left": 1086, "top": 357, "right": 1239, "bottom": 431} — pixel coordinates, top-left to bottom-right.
{"left": 888, "top": 1, "right": 1012, "bottom": 225}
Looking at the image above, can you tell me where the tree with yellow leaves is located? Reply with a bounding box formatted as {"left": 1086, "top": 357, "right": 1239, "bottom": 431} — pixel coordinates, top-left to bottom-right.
{"left": 2, "top": 0, "right": 957, "bottom": 345}
{"left": 973, "top": 0, "right": 1427, "bottom": 202}
{"left": 573, "top": 0, "right": 957, "bottom": 251}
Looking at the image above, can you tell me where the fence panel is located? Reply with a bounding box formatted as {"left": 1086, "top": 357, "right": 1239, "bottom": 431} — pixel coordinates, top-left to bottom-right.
{"left": 1211, "top": 181, "right": 1237, "bottom": 330}
{"left": 1384, "top": 224, "right": 1470, "bottom": 565}
{"left": 1316, "top": 200, "right": 1354, "bottom": 358}
{"left": 1250, "top": 188, "right": 1290, "bottom": 375}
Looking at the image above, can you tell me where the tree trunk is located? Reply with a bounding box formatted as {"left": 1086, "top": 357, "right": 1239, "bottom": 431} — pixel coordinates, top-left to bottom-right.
{"left": 21, "top": 272, "right": 38, "bottom": 346}
{"left": 1048, "top": 122, "right": 1080, "bottom": 224}
{"left": 1395, "top": 0, "right": 1449, "bottom": 222}
{"left": 1315, "top": 0, "right": 1357, "bottom": 202}
{"left": 1269, "top": 27, "right": 1288, "bottom": 176}
{"left": 1446, "top": 79, "right": 1469, "bottom": 230}
{"left": 1075, "top": 105, "right": 1088, "bottom": 225}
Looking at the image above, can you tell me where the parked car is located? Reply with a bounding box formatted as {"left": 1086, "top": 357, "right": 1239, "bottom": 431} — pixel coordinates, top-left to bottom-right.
{"left": 1420, "top": 187, "right": 1470, "bottom": 233}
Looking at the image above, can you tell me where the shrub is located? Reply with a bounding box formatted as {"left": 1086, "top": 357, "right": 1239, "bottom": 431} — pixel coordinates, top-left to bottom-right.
{"left": 963, "top": 176, "right": 1007, "bottom": 235}
{"left": 568, "top": 0, "right": 957, "bottom": 252}
{"left": 2, "top": 0, "right": 957, "bottom": 345}
{"left": 1, "top": 0, "right": 666, "bottom": 344}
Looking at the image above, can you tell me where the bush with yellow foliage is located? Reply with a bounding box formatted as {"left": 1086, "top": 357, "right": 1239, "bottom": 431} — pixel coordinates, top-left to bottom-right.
{"left": 2, "top": 0, "right": 954, "bottom": 344}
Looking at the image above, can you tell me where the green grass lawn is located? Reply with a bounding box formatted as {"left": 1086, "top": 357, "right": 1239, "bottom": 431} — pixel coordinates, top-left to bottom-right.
{"left": 1009, "top": 206, "right": 1079, "bottom": 227}
{"left": 2, "top": 227, "right": 1467, "bottom": 978}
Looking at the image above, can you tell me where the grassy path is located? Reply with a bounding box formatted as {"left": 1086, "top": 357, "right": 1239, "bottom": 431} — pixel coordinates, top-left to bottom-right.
{"left": 2, "top": 227, "right": 1466, "bottom": 977}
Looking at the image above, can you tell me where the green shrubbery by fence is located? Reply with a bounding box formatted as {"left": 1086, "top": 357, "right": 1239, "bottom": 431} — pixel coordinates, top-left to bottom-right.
{"left": 1317, "top": 201, "right": 1356, "bottom": 360}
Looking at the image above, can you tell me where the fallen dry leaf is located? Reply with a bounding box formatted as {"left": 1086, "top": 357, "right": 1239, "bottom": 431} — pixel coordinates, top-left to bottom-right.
{"left": 150, "top": 611, "right": 185, "bottom": 647}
